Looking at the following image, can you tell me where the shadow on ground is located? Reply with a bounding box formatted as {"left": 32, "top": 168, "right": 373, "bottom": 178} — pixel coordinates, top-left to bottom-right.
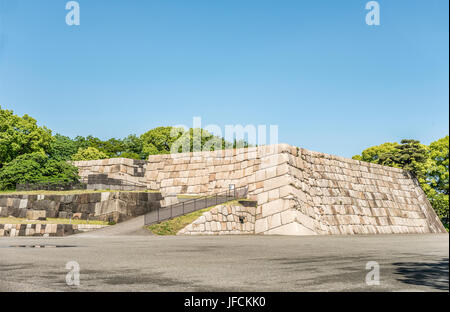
{"left": 393, "top": 258, "right": 449, "bottom": 291}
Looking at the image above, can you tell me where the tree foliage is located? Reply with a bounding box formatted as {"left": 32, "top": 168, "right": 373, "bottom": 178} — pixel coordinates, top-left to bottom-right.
{"left": 71, "top": 147, "right": 109, "bottom": 161}
{"left": 48, "top": 134, "right": 79, "bottom": 161}
{"left": 0, "top": 152, "right": 79, "bottom": 190}
{"left": 0, "top": 106, "right": 53, "bottom": 167}
{"left": 122, "top": 135, "right": 144, "bottom": 158}
{"left": 139, "top": 126, "right": 231, "bottom": 158}
{"left": 0, "top": 107, "right": 248, "bottom": 190}
{"left": 140, "top": 126, "right": 183, "bottom": 156}
{"left": 427, "top": 136, "right": 449, "bottom": 195}
{"left": 120, "top": 152, "right": 141, "bottom": 160}
{"left": 352, "top": 142, "right": 399, "bottom": 166}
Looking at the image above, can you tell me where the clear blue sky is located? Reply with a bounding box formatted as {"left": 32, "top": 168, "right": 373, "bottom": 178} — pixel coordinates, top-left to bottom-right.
{"left": 0, "top": 0, "right": 448, "bottom": 158}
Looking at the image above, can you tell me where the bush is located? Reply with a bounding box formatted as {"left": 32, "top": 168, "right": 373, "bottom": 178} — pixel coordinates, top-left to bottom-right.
{"left": 71, "top": 147, "right": 109, "bottom": 161}
{"left": 120, "top": 152, "right": 141, "bottom": 160}
{"left": 48, "top": 134, "right": 79, "bottom": 161}
{"left": 428, "top": 192, "right": 449, "bottom": 228}
{"left": 0, "top": 106, "right": 54, "bottom": 167}
{"left": 0, "top": 152, "right": 80, "bottom": 190}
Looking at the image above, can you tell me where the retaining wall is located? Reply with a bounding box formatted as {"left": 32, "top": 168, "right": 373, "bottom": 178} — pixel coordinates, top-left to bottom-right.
{"left": 178, "top": 203, "right": 256, "bottom": 235}
{"left": 0, "top": 223, "right": 107, "bottom": 237}
{"left": 72, "top": 158, "right": 146, "bottom": 186}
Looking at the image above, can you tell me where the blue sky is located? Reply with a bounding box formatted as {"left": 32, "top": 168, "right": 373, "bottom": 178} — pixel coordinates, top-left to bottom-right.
{"left": 0, "top": 0, "right": 448, "bottom": 158}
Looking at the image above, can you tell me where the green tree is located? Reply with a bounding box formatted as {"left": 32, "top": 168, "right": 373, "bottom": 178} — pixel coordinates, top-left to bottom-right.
{"left": 140, "top": 126, "right": 237, "bottom": 158}
{"left": 140, "top": 126, "right": 185, "bottom": 157}
{"left": 122, "top": 134, "right": 143, "bottom": 158}
{"left": 48, "top": 134, "right": 79, "bottom": 161}
{"left": 71, "top": 135, "right": 143, "bottom": 158}
{"left": 391, "top": 139, "right": 429, "bottom": 179}
{"left": 423, "top": 136, "right": 449, "bottom": 226}
{"left": 352, "top": 142, "right": 399, "bottom": 166}
{"left": 120, "top": 152, "right": 141, "bottom": 160}
{"left": 353, "top": 140, "right": 428, "bottom": 178}
{"left": 101, "top": 138, "right": 125, "bottom": 157}
{"left": 71, "top": 147, "right": 109, "bottom": 161}
{"left": 0, "top": 106, "right": 53, "bottom": 167}
{"left": 427, "top": 136, "right": 449, "bottom": 195}
{"left": 73, "top": 135, "right": 104, "bottom": 152}
{"left": 0, "top": 152, "right": 79, "bottom": 190}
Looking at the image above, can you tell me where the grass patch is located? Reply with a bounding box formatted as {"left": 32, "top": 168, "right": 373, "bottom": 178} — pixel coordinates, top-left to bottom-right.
{"left": 176, "top": 194, "right": 204, "bottom": 199}
{"left": 0, "top": 217, "right": 109, "bottom": 225}
{"left": 147, "top": 207, "right": 212, "bottom": 235}
{"left": 148, "top": 200, "right": 242, "bottom": 235}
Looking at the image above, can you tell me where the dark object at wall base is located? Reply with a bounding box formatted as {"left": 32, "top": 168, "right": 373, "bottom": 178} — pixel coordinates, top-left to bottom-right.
{"left": 238, "top": 200, "right": 257, "bottom": 207}
{"left": 16, "top": 181, "right": 87, "bottom": 192}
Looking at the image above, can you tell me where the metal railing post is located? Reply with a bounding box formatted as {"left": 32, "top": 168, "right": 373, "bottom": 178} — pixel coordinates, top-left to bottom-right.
{"left": 182, "top": 202, "right": 185, "bottom": 215}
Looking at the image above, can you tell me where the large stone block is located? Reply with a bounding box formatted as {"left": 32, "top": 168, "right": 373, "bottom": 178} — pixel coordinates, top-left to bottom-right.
{"left": 261, "top": 198, "right": 287, "bottom": 218}
{"left": 254, "top": 218, "right": 268, "bottom": 234}
{"left": 265, "top": 222, "right": 317, "bottom": 235}
{"left": 26, "top": 210, "right": 46, "bottom": 220}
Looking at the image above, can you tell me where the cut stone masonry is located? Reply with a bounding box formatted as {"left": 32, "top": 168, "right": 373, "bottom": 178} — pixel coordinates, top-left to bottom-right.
{"left": 72, "top": 144, "right": 447, "bottom": 235}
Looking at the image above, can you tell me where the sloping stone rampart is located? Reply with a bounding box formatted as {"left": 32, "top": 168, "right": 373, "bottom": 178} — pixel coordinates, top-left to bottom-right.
{"left": 73, "top": 145, "right": 447, "bottom": 235}
{"left": 72, "top": 158, "right": 146, "bottom": 186}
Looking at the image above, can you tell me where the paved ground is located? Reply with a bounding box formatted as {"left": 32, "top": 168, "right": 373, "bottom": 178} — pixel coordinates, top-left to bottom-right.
{"left": 0, "top": 233, "right": 448, "bottom": 292}
{"left": 77, "top": 215, "right": 152, "bottom": 236}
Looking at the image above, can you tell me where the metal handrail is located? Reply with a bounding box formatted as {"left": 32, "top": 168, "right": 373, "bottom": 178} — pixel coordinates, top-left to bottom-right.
{"left": 144, "top": 186, "right": 248, "bottom": 225}
{"left": 168, "top": 186, "right": 247, "bottom": 209}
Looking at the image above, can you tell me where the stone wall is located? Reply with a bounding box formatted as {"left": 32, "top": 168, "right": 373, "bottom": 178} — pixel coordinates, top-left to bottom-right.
{"left": 273, "top": 147, "right": 445, "bottom": 235}
{"left": 0, "top": 223, "right": 107, "bottom": 237}
{"left": 86, "top": 174, "right": 147, "bottom": 191}
{"left": 144, "top": 146, "right": 278, "bottom": 196}
{"left": 178, "top": 203, "right": 256, "bottom": 235}
{"left": 0, "top": 191, "right": 162, "bottom": 223}
{"left": 153, "top": 145, "right": 446, "bottom": 235}
{"left": 72, "top": 144, "right": 447, "bottom": 235}
{"left": 72, "top": 158, "right": 147, "bottom": 187}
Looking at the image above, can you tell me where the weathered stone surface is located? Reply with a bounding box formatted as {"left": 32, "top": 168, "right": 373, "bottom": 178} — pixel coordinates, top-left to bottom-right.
{"left": 26, "top": 210, "right": 46, "bottom": 220}
{"left": 0, "top": 191, "right": 161, "bottom": 223}
{"left": 178, "top": 204, "right": 255, "bottom": 235}
{"left": 0, "top": 223, "right": 107, "bottom": 237}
